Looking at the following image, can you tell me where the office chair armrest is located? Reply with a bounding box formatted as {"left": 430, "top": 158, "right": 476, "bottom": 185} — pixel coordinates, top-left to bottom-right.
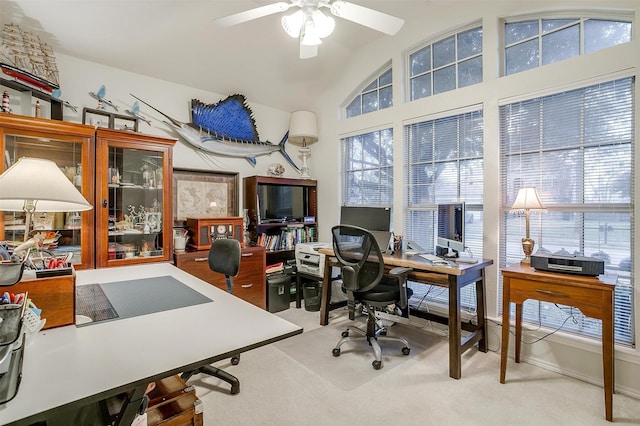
{"left": 388, "top": 267, "right": 412, "bottom": 309}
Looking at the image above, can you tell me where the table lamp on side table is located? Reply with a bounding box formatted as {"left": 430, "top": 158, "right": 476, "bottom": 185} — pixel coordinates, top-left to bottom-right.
{"left": 288, "top": 110, "right": 318, "bottom": 179}
{"left": 0, "top": 157, "right": 93, "bottom": 250}
{"left": 510, "top": 186, "right": 546, "bottom": 264}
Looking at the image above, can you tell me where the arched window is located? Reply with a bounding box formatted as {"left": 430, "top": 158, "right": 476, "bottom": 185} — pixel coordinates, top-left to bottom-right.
{"left": 408, "top": 26, "right": 483, "bottom": 101}
{"left": 344, "top": 67, "right": 393, "bottom": 118}
{"left": 504, "top": 17, "right": 631, "bottom": 75}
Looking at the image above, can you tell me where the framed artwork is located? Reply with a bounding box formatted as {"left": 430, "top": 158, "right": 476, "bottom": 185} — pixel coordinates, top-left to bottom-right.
{"left": 172, "top": 168, "right": 238, "bottom": 227}
{"left": 82, "top": 108, "right": 110, "bottom": 128}
{"left": 82, "top": 107, "right": 139, "bottom": 131}
{"left": 144, "top": 212, "right": 162, "bottom": 233}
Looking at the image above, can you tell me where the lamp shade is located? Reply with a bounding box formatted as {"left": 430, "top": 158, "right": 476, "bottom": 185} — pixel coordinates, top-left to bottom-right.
{"left": 510, "top": 187, "right": 545, "bottom": 212}
{"left": 0, "top": 157, "right": 93, "bottom": 212}
{"left": 288, "top": 111, "right": 318, "bottom": 145}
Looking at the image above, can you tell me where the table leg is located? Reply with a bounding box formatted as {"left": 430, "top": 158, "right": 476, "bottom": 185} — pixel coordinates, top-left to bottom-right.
{"left": 319, "top": 257, "right": 332, "bottom": 326}
{"left": 295, "top": 274, "right": 302, "bottom": 309}
{"left": 602, "top": 292, "right": 614, "bottom": 422}
{"left": 448, "top": 275, "right": 462, "bottom": 379}
{"left": 500, "top": 276, "right": 511, "bottom": 384}
{"left": 476, "top": 273, "right": 488, "bottom": 353}
{"left": 515, "top": 302, "right": 523, "bottom": 363}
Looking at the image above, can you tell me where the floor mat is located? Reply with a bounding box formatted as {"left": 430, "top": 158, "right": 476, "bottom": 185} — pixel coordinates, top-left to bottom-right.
{"left": 273, "top": 314, "right": 439, "bottom": 391}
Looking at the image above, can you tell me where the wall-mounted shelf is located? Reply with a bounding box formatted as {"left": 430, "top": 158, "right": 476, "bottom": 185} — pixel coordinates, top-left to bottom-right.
{"left": 0, "top": 77, "right": 63, "bottom": 120}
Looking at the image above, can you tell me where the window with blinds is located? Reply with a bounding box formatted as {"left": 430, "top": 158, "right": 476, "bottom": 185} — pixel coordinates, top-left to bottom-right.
{"left": 340, "top": 128, "right": 393, "bottom": 208}
{"left": 499, "top": 77, "right": 634, "bottom": 346}
{"left": 403, "top": 109, "right": 483, "bottom": 311}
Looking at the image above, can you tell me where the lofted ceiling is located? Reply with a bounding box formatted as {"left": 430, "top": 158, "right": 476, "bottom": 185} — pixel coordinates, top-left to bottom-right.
{"left": 0, "top": 0, "right": 433, "bottom": 112}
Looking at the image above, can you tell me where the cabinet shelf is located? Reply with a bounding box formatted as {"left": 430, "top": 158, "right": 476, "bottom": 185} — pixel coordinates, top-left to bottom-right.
{"left": 244, "top": 176, "right": 317, "bottom": 264}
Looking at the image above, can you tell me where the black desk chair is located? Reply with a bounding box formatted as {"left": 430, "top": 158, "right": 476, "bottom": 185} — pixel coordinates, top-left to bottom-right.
{"left": 180, "top": 238, "right": 241, "bottom": 394}
{"left": 330, "top": 225, "right": 413, "bottom": 370}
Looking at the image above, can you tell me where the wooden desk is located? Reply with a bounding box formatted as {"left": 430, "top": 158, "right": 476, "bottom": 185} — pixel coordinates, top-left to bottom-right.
{"left": 319, "top": 249, "right": 493, "bottom": 379}
{"left": 1, "top": 263, "right": 302, "bottom": 426}
{"left": 500, "top": 264, "right": 616, "bottom": 421}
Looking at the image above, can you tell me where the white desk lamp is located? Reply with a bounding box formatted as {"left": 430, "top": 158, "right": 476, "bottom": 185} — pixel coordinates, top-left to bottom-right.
{"left": 510, "top": 186, "right": 545, "bottom": 264}
{"left": 288, "top": 111, "right": 318, "bottom": 178}
{"left": 0, "top": 157, "right": 93, "bottom": 243}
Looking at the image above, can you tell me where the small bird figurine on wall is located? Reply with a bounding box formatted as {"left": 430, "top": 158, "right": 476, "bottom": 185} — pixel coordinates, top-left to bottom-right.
{"left": 88, "top": 85, "right": 118, "bottom": 111}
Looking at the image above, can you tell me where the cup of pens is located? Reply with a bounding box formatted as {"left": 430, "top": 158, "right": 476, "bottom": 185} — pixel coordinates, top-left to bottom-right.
{"left": 174, "top": 228, "right": 188, "bottom": 252}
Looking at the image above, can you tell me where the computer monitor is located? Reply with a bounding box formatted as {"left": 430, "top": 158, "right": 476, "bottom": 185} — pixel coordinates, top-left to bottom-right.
{"left": 436, "top": 202, "right": 465, "bottom": 257}
{"left": 340, "top": 206, "right": 391, "bottom": 231}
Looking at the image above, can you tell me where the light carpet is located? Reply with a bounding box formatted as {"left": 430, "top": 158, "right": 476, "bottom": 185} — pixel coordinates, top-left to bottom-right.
{"left": 273, "top": 312, "right": 439, "bottom": 391}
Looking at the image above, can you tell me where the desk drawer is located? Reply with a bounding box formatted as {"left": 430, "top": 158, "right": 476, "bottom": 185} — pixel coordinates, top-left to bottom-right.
{"left": 510, "top": 277, "right": 606, "bottom": 314}
{"left": 174, "top": 247, "right": 265, "bottom": 309}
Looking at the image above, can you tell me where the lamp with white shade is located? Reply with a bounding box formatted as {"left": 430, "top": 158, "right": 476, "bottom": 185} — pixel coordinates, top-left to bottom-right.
{"left": 288, "top": 111, "right": 318, "bottom": 178}
{"left": 510, "top": 186, "right": 546, "bottom": 264}
{"left": 0, "top": 157, "right": 93, "bottom": 242}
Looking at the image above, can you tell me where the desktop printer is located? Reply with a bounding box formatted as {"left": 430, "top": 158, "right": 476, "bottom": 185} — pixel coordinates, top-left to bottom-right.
{"left": 530, "top": 253, "right": 605, "bottom": 276}
{"left": 295, "top": 242, "right": 332, "bottom": 278}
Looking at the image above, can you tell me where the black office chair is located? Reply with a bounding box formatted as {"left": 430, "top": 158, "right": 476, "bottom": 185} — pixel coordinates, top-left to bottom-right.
{"left": 180, "top": 238, "right": 241, "bottom": 394}
{"left": 330, "top": 225, "right": 413, "bottom": 370}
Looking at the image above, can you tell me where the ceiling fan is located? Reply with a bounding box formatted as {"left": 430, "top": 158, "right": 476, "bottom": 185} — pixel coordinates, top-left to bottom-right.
{"left": 215, "top": 1, "right": 405, "bottom": 59}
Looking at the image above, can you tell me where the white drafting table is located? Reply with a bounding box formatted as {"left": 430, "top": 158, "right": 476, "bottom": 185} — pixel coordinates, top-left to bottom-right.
{"left": 0, "top": 263, "right": 302, "bottom": 425}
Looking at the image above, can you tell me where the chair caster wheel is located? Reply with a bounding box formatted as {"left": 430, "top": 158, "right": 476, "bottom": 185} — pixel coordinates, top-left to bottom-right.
{"left": 379, "top": 330, "right": 387, "bottom": 336}
{"left": 341, "top": 330, "right": 349, "bottom": 338}
{"left": 332, "top": 348, "right": 341, "bottom": 357}
{"left": 372, "top": 360, "right": 382, "bottom": 370}
{"left": 402, "top": 347, "right": 410, "bottom": 356}
{"left": 231, "top": 356, "right": 240, "bottom": 365}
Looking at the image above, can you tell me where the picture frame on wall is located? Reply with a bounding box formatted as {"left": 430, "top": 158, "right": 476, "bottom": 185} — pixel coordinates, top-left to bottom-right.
{"left": 172, "top": 168, "right": 239, "bottom": 227}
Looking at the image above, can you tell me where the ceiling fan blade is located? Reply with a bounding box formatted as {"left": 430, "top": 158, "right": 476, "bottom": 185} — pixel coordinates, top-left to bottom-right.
{"left": 329, "top": 1, "right": 404, "bottom": 35}
{"left": 300, "top": 43, "right": 318, "bottom": 59}
{"left": 215, "top": 2, "right": 293, "bottom": 28}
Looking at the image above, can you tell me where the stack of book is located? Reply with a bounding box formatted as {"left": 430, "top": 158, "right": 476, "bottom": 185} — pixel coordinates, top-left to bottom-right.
{"left": 265, "top": 261, "right": 284, "bottom": 275}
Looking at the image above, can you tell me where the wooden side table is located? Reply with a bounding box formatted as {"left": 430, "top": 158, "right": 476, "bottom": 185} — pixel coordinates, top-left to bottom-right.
{"left": 500, "top": 264, "right": 617, "bottom": 421}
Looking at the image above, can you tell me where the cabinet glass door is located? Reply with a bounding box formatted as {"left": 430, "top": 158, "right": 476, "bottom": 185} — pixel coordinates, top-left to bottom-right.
{"left": 95, "top": 128, "right": 174, "bottom": 267}
{"left": 0, "top": 118, "right": 94, "bottom": 269}
{"left": 106, "top": 146, "right": 165, "bottom": 262}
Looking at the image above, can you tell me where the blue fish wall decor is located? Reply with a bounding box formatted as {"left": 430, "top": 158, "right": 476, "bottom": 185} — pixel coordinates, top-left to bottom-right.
{"left": 131, "top": 94, "right": 299, "bottom": 171}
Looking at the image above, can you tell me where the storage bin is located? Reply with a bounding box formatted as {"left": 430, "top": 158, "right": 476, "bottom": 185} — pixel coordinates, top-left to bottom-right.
{"left": 303, "top": 281, "right": 322, "bottom": 311}
{"left": 267, "top": 274, "right": 291, "bottom": 313}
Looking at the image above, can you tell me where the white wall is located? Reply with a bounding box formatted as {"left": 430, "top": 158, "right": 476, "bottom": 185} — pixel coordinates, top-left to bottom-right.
{"left": 44, "top": 53, "right": 302, "bottom": 212}
{"left": 311, "top": 0, "right": 640, "bottom": 398}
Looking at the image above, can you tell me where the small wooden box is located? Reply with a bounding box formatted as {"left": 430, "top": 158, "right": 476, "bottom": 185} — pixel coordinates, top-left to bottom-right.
{"left": 146, "top": 375, "right": 203, "bottom": 426}
{"left": 5, "top": 271, "right": 75, "bottom": 329}
{"left": 186, "top": 217, "right": 244, "bottom": 250}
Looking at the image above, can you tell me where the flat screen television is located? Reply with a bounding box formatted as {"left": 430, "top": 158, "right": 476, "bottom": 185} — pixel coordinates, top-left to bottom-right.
{"left": 436, "top": 202, "right": 465, "bottom": 256}
{"left": 257, "top": 183, "right": 308, "bottom": 223}
{"left": 340, "top": 206, "right": 391, "bottom": 231}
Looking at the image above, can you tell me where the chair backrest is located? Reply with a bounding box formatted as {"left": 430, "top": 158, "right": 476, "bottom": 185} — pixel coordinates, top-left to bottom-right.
{"left": 331, "top": 225, "right": 385, "bottom": 293}
{"left": 208, "top": 238, "right": 241, "bottom": 277}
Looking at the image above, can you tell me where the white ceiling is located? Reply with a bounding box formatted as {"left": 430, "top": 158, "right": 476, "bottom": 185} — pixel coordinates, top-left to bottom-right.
{"left": 1, "top": 0, "right": 432, "bottom": 111}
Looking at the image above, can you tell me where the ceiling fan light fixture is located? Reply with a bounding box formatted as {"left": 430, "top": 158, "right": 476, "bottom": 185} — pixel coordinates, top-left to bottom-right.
{"left": 281, "top": 10, "right": 304, "bottom": 38}
{"left": 311, "top": 10, "right": 335, "bottom": 38}
{"left": 300, "top": 20, "right": 323, "bottom": 46}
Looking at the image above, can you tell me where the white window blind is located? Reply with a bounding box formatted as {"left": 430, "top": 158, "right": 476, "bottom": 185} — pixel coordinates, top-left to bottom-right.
{"left": 500, "top": 77, "right": 634, "bottom": 346}
{"left": 403, "top": 109, "right": 483, "bottom": 311}
{"left": 340, "top": 128, "right": 393, "bottom": 207}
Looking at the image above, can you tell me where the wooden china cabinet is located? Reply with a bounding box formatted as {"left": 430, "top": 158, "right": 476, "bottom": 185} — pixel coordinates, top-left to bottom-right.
{"left": 95, "top": 128, "right": 175, "bottom": 267}
{"left": 0, "top": 115, "right": 176, "bottom": 269}
{"left": 0, "top": 115, "right": 95, "bottom": 269}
